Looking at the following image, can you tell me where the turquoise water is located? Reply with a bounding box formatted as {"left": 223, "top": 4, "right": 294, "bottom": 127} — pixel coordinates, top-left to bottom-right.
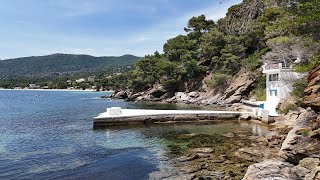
{"left": 0, "top": 90, "right": 270, "bottom": 179}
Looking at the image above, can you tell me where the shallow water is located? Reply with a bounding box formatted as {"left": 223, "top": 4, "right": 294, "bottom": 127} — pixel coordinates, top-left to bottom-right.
{"left": 0, "top": 90, "right": 272, "bottom": 179}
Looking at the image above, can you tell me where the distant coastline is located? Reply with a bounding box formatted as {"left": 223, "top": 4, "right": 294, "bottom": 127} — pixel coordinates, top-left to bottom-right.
{"left": 0, "top": 88, "right": 114, "bottom": 92}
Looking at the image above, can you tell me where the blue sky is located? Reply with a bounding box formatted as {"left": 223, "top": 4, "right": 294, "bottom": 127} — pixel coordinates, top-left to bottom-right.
{"left": 0, "top": 0, "right": 242, "bottom": 59}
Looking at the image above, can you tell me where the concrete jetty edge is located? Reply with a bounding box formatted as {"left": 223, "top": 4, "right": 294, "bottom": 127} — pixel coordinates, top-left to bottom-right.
{"left": 93, "top": 108, "right": 252, "bottom": 127}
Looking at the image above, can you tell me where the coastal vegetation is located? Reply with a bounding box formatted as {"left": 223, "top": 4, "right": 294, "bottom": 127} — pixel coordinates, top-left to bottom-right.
{"left": 104, "top": 0, "right": 319, "bottom": 102}
{"left": 206, "top": 73, "right": 231, "bottom": 88}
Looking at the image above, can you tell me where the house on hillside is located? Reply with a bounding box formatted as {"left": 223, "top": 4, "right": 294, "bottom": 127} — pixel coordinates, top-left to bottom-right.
{"left": 87, "top": 77, "right": 95, "bottom": 82}
{"left": 29, "top": 84, "right": 40, "bottom": 89}
{"left": 262, "top": 63, "right": 305, "bottom": 116}
{"left": 75, "top": 78, "right": 86, "bottom": 83}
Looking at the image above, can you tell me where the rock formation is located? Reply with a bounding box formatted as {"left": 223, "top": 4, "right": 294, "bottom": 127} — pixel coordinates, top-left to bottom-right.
{"left": 304, "top": 64, "right": 320, "bottom": 111}
{"left": 243, "top": 107, "right": 320, "bottom": 179}
{"left": 243, "top": 160, "right": 299, "bottom": 180}
{"left": 108, "top": 67, "right": 262, "bottom": 107}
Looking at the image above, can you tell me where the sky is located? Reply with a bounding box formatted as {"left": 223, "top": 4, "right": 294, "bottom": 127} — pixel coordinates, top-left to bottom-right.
{"left": 0, "top": 0, "right": 242, "bottom": 59}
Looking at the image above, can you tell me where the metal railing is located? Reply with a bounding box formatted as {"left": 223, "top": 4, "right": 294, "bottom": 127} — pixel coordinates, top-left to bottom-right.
{"left": 263, "top": 63, "right": 291, "bottom": 71}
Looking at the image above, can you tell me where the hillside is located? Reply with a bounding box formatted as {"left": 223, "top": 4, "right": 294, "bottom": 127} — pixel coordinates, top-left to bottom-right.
{"left": 0, "top": 54, "right": 141, "bottom": 77}
{"left": 106, "top": 0, "right": 319, "bottom": 105}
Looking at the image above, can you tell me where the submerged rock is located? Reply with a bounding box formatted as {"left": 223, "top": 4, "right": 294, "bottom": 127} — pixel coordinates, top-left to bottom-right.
{"left": 234, "top": 147, "right": 264, "bottom": 162}
{"left": 178, "top": 153, "right": 200, "bottom": 162}
{"left": 239, "top": 114, "right": 252, "bottom": 121}
{"left": 223, "top": 132, "right": 235, "bottom": 138}
{"left": 175, "top": 173, "right": 196, "bottom": 180}
{"left": 190, "top": 148, "right": 214, "bottom": 154}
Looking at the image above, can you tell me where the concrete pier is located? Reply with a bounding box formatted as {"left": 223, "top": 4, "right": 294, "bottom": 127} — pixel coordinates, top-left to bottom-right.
{"left": 93, "top": 107, "right": 254, "bottom": 127}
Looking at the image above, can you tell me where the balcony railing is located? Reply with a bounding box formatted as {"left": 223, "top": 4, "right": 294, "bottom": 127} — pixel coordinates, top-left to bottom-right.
{"left": 263, "top": 63, "right": 291, "bottom": 71}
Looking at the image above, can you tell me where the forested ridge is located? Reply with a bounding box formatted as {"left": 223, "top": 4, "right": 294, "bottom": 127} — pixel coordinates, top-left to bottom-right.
{"left": 0, "top": 54, "right": 141, "bottom": 77}
{"left": 0, "top": 54, "right": 141, "bottom": 89}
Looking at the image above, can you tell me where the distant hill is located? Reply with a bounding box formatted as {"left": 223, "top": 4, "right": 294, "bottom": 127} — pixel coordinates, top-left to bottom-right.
{"left": 0, "top": 53, "right": 141, "bottom": 77}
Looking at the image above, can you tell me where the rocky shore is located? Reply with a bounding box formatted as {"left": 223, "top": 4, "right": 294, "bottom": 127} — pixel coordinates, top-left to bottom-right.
{"left": 104, "top": 65, "right": 320, "bottom": 179}
{"left": 147, "top": 121, "right": 282, "bottom": 180}
{"left": 243, "top": 108, "right": 320, "bottom": 180}
{"left": 148, "top": 107, "right": 318, "bottom": 180}
{"left": 103, "top": 68, "right": 262, "bottom": 107}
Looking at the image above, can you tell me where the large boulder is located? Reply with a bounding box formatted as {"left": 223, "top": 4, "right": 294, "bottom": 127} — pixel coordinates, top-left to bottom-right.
{"left": 149, "top": 84, "right": 167, "bottom": 98}
{"left": 279, "top": 108, "right": 320, "bottom": 164}
{"left": 113, "top": 90, "right": 128, "bottom": 99}
{"left": 130, "top": 84, "right": 174, "bottom": 102}
{"left": 242, "top": 160, "right": 299, "bottom": 180}
{"left": 292, "top": 158, "right": 320, "bottom": 179}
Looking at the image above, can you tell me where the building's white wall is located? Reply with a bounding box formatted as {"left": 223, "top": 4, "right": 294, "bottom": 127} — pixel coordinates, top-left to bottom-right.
{"left": 264, "top": 67, "right": 305, "bottom": 116}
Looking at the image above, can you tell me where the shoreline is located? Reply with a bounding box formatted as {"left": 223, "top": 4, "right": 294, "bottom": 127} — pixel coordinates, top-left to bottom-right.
{"left": 0, "top": 88, "right": 114, "bottom": 92}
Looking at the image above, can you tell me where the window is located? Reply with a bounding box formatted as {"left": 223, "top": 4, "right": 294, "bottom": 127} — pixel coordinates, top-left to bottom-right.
{"left": 269, "top": 90, "right": 278, "bottom": 96}
{"left": 269, "top": 74, "right": 279, "bottom": 81}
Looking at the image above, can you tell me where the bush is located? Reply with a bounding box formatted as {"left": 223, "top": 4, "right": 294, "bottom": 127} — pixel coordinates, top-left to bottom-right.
{"left": 296, "top": 128, "right": 309, "bottom": 137}
{"left": 244, "top": 48, "right": 270, "bottom": 72}
{"left": 252, "top": 75, "right": 266, "bottom": 101}
{"left": 279, "top": 104, "right": 298, "bottom": 114}
{"left": 244, "top": 54, "right": 262, "bottom": 71}
{"left": 291, "top": 78, "right": 308, "bottom": 98}
{"left": 206, "top": 73, "right": 231, "bottom": 88}
{"left": 294, "top": 54, "right": 319, "bottom": 73}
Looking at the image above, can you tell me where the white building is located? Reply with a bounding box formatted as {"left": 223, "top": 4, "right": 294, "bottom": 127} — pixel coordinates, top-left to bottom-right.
{"left": 75, "top": 78, "right": 86, "bottom": 83}
{"left": 29, "top": 84, "right": 40, "bottom": 89}
{"left": 87, "top": 77, "right": 95, "bottom": 82}
{"left": 262, "top": 63, "right": 305, "bottom": 116}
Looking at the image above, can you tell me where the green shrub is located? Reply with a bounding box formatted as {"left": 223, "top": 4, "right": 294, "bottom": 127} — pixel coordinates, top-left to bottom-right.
{"left": 291, "top": 78, "right": 308, "bottom": 98}
{"left": 244, "top": 54, "right": 262, "bottom": 71}
{"left": 296, "top": 129, "right": 309, "bottom": 137}
{"left": 244, "top": 48, "right": 270, "bottom": 72}
{"left": 252, "top": 75, "right": 266, "bottom": 101}
{"left": 294, "top": 55, "right": 319, "bottom": 73}
{"left": 206, "top": 73, "right": 232, "bottom": 88}
{"left": 279, "top": 104, "right": 298, "bottom": 114}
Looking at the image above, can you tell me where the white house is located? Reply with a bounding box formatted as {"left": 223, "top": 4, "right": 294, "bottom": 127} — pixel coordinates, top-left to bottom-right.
{"left": 87, "top": 77, "right": 95, "bottom": 82}
{"left": 262, "top": 63, "right": 305, "bottom": 116}
{"left": 75, "top": 78, "right": 86, "bottom": 83}
{"left": 29, "top": 84, "right": 40, "bottom": 89}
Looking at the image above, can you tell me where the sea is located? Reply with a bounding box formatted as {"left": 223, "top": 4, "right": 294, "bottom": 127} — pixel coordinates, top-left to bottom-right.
{"left": 0, "top": 90, "right": 271, "bottom": 179}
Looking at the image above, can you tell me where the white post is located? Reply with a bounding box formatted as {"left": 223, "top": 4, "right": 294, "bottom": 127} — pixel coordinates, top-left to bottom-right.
{"left": 107, "top": 107, "right": 122, "bottom": 116}
{"left": 261, "top": 110, "right": 270, "bottom": 124}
